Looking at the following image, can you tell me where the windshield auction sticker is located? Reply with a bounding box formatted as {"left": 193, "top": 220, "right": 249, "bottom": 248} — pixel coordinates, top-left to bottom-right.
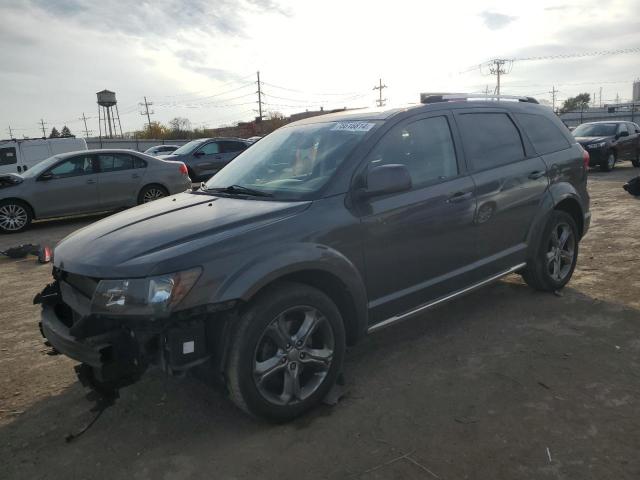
{"left": 331, "top": 122, "right": 376, "bottom": 132}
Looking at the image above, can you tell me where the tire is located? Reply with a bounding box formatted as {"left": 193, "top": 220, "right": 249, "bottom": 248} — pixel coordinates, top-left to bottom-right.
{"left": 137, "top": 184, "right": 168, "bottom": 204}
{"left": 633, "top": 150, "right": 639, "bottom": 168}
{"left": 522, "top": 210, "right": 579, "bottom": 292}
{"left": 0, "top": 199, "right": 33, "bottom": 233}
{"left": 599, "top": 151, "right": 616, "bottom": 172}
{"left": 225, "top": 281, "right": 345, "bottom": 421}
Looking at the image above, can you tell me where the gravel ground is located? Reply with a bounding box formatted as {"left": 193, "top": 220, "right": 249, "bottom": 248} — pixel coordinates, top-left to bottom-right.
{"left": 0, "top": 164, "right": 639, "bottom": 479}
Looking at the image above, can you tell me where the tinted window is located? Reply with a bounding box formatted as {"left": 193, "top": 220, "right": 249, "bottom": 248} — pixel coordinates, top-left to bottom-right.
{"left": 220, "top": 141, "right": 248, "bottom": 153}
{"left": 0, "top": 147, "right": 17, "bottom": 166}
{"left": 98, "top": 153, "right": 133, "bottom": 172}
{"left": 367, "top": 116, "right": 458, "bottom": 188}
{"left": 198, "top": 142, "right": 220, "bottom": 155}
{"left": 457, "top": 113, "right": 524, "bottom": 170}
{"left": 133, "top": 156, "right": 147, "bottom": 168}
{"left": 573, "top": 123, "right": 618, "bottom": 137}
{"left": 48, "top": 155, "right": 94, "bottom": 178}
{"left": 516, "top": 113, "right": 571, "bottom": 155}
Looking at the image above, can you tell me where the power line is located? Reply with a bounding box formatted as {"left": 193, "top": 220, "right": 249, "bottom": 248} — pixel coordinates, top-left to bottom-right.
{"left": 515, "top": 47, "right": 640, "bottom": 62}
{"left": 261, "top": 81, "right": 363, "bottom": 97}
{"left": 373, "top": 78, "right": 387, "bottom": 107}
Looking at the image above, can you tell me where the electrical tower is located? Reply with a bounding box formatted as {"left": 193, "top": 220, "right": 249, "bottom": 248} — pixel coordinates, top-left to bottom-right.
{"left": 487, "top": 59, "right": 511, "bottom": 96}
{"left": 256, "top": 71, "right": 264, "bottom": 122}
{"left": 139, "top": 96, "right": 154, "bottom": 130}
{"left": 373, "top": 78, "right": 387, "bottom": 107}
{"left": 39, "top": 119, "right": 47, "bottom": 137}
{"left": 549, "top": 86, "right": 559, "bottom": 112}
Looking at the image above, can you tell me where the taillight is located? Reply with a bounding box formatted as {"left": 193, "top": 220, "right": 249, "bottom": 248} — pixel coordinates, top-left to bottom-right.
{"left": 582, "top": 148, "right": 590, "bottom": 170}
{"left": 178, "top": 163, "right": 188, "bottom": 176}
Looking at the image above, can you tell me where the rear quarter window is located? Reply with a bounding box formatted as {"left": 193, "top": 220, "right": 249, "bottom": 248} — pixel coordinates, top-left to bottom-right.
{"left": 456, "top": 112, "right": 525, "bottom": 170}
{"left": 515, "top": 113, "right": 571, "bottom": 155}
{"left": 0, "top": 147, "right": 17, "bottom": 166}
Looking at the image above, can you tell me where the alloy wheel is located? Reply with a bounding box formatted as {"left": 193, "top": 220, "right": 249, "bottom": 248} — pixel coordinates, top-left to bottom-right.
{"left": 142, "top": 188, "right": 166, "bottom": 203}
{"left": 607, "top": 153, "right": 615, "bottom": 170}
{"left": 0, "top": 204, "right": 28, "bottom": 231}
{"left": 253, "top": 306, "right": 334, "bottom": 406}
{"left": 546, "top": 222, "right": 575, "bottom": 282}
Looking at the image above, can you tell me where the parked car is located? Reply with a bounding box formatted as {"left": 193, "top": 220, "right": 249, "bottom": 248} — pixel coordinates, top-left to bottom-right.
{"left": 159, "top": 137, "right": 251, "bottom": 181}
{"left": 572, "top": 121, "right": 640, "bottom": 171}
{"left": 0, "top": 149, "right": 191, "bottom": 233}
{"left": 0, "top": 137, "right": 88, "bottom": 175}
{"left": 144, "top": 144, "right": 180, "bottom": 156}
{"left": 36, "top": 94, "right": 590, "bottom": 420}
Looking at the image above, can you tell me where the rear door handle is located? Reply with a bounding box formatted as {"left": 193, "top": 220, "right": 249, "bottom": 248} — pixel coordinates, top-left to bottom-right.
{"left": 528, "top": 170, "right": 546, "bottom": 180}
{"left": 447, "top": 191, "right": 473, "bottom": 203}
{"left": 86, "top": 179, "right": 96, "bottom": 184}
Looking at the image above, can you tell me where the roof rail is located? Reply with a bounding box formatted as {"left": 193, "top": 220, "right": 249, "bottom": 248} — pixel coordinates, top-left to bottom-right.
{"left": 420, "top": 92, "right": 539, "bottom": 104}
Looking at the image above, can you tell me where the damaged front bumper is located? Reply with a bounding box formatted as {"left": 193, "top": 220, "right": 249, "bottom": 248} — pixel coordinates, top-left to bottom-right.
{"left": 35, "top": 278, "right": 217, "bottom": 391}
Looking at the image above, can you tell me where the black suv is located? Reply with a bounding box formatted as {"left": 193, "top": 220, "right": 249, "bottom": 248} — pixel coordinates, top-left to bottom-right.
{"left": 36, "top": 94, "right": 591, "bottom": 420}
{"left": 573, "top": 121, "right": 640, "bottom": 171}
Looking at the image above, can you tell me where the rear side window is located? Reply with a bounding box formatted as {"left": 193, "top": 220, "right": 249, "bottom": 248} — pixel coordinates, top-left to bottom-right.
{"left": 133, "top": 156, "right": 147, "bottom": 168}
{"left": 515, "top": 113, "right": 571, "bottom": 155}
{"left": 457, "top": 113, "right": 524, "bottom": 170}
{"left": 0, "top": 147, "right": 17, "bottom": 166}
{"left": 98, "top": 153, "right": 134, "bottom": 172}
{"left": 220, "top": 141, "right": 248, "bottom": 153}
{"left": 367, "top": 116, "right": 459, "bottom": 188}
{"left": 618, "top": 123, "right": 628, "bottom": 135}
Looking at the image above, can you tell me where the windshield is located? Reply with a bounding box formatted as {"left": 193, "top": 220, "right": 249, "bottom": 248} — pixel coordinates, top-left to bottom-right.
{"left": 171, "top": 140, "right": 205, "bottom": 155}
{"left": 573, "top": 123, "right": 618, "bottom": 137}
{"left": 21, "top": 155, "right": 61, "bottom": 178}
{"left": 203, "top": 120, "right": 380, "bottom": 200}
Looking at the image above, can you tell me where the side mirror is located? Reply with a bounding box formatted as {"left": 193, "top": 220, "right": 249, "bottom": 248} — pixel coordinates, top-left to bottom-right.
{"left": 362, "top": 164, "right": 412, "bottom": 198}
{"left": 38, "top": 172, "right": 53, "bottom": 181}
{"left": 618, "top": 130, "right": 629, "bottom": 138}
{"left": 193, "top": 151, "right": 205, "bottom": 157}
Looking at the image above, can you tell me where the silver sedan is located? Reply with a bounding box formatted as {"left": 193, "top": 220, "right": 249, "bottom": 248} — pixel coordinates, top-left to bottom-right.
{"left": 0, "top": 149, "right": 192, "bottom": 233}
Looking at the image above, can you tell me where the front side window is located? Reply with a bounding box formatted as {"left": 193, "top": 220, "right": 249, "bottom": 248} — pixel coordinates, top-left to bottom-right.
{"left": 457, "top": 112, "right": 525, "bottom": 170}
{"left": 198, "top": 142, "right": 220, "bottom": 155}
{"left": 48, "top": 155, "right": 94, "bottom": 178}
{"left": 367, "top": 116, "right": 458, "bottom": 188}
{"left": 515, "top": 113, "right": 570, "bottom": 155}
{"left": 0, "top": 147, "right": 17, "bottom": 166}
{"left": 98, "top": 153, "right": 133, "bottom": 172}
{"left": 204, "top": 120, "right": 381, "bottom": 200}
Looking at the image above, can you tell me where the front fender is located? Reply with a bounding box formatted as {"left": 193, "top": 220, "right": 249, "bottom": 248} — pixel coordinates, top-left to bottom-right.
{"left": 213, "top": 242, "right": 369, "bottom": 342}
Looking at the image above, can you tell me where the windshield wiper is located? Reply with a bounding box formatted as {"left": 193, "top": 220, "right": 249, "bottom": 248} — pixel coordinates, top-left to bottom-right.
{"left": 204, "top": 184, "right": 273, "bottom": 197}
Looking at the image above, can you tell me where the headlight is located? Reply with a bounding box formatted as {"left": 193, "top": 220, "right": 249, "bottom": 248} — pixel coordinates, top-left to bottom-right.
{"left": 587, "top": 142, "right": 606, "bottom": 149}
{"left": 91, "top": 267, "right": 201, "bottom": 317}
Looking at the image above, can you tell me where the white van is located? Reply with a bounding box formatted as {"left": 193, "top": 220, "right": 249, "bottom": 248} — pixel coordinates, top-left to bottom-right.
{"left": 0, "top": 137, "right": 88, "bottom": 175}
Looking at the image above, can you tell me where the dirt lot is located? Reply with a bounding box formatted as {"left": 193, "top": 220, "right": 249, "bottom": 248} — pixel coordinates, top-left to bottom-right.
{"left": 1, "top": 165, "right": 639, "bottom": 479}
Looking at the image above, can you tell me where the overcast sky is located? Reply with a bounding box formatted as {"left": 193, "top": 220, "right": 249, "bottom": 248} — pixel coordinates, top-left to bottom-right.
{"left": 1, "top": 0, "right": 639, "bottom": 138}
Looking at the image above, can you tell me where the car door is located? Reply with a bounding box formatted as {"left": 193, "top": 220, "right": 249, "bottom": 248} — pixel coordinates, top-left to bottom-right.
{"left": 191, "top": 141, "right": 223, "bottom": 178}
{"left": 359, "top": 113, "right": 479, "bottom": 324}
{"left": 627, "top": 123, "right": 639, "bottom": 160}
{"left": 616, "top": 123, "right": 631, "bottom": 160}
{"left": 33, "top": 154, "right": 99, "bottom": 218}
{"left": 95, "top": 152, "right": 144, "bottom": 208}
{"left": 454, "top": 109, "right": 549, "bottom": 277}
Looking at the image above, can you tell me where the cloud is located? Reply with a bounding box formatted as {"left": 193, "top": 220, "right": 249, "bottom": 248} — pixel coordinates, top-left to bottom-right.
{"left": 479, "top": 11, "right": 517, "bottom": 30}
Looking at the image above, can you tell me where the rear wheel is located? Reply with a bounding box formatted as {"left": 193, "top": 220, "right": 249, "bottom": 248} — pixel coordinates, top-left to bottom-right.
{"left": 138, "top": 184, "right": 168, "bottom": 204}
{"left": 600, "top": 151, "right": 616, "bottom": 172}
{"left": 0, "top": 200, "right": 32, "bottom": 233}
{"left": 225, "top": 282, "right": 345, "bottom": 421}
{"left": 523, "top": 211, "right": 579, "bottom": 292}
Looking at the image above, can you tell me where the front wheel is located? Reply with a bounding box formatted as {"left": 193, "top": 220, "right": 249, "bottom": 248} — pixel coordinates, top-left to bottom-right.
{"left": 522, "top": 211, "right": 579, "bottom": 292}
{"left": 600, "top": 151, "right": 616, "bottom": 172}
{"left": 225, "top": 282, "right": 345, "bottom": 421}
{"left": 0, "top": 200, "right": 32, "bottom": 233}
{"left": 138, "top": 184, "right": 168, "bottom": 204}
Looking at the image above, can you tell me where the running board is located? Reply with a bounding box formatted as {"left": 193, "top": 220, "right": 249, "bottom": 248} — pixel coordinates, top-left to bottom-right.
{"left": 367, "top": 263, "right": 527, "bottom": 333}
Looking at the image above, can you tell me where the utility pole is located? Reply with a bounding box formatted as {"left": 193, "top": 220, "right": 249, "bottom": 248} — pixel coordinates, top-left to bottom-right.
{"left": 483, "top": 85, "right": 491, "bottom": 97}
{"left": 256, "top": 71, "right": 263, "bottom": 122}
{"left": 599, "top": 87, "right": 603, "bottom": 108}
{"left": 7, "top": 125, "right": 13, "bottom": 139}
{"left": 139, "top": 96, "right": 153, "bottom": 130}
{"left": 615, "top": 92, "right": 620, "bottom": 104}
{"left": 39, "top": 119, "right": 47, "bottom": 137}
{"left": 373, "top": 78, "right": 387, "bottom": 107}
{"left": 489, "top": 59, "right": 509, "bottom": 97}
{"left": 549, "top": 86, "right": 558, "bottom": 113}
{"left": 80, "top": 113, "right": 91, "bottom": 137}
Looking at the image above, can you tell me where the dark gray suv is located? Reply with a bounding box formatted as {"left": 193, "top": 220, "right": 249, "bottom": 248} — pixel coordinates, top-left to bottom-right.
{"left": 36, "top": 94, "right": 591, "bottom": 420}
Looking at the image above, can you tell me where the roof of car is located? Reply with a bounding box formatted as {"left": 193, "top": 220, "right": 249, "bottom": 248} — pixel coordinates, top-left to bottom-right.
{"left": 55, "top": 149, "right": 152, "bottom": 159}
{"left": 580, "top": 120, "right": 632, "bottom": 125}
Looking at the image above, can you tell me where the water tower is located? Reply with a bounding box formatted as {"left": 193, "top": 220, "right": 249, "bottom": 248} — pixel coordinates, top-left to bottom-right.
{"left": 97, "top": 89, "right": 123, "bottom": 138}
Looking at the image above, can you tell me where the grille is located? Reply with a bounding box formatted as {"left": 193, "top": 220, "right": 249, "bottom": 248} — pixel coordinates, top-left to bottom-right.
{"left": 61, "top": 271, "right": 99, "bottom": 299}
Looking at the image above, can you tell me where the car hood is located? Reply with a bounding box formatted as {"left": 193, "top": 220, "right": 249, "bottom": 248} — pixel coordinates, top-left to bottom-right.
{"left": 54, "top": 192, "right": 311, "bottom": 278}
{"left": 0, "top": 173, "right": 24, "bottom": 189}
{"left": 575, "top": 136, "right": 612, "bottom": 145}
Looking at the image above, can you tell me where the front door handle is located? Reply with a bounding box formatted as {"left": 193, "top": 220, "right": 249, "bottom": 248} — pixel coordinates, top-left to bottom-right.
{"left": 447, "top": 191, "right": 473, "bottom": 203}
{"left": 528, "top": 170, "right": 546, "bottom": 180}
{"left": 132, "top": 174, "right": 140, "bottom": 179}
{"left": 86, "top": 179, "right": 96, "bottom": 184}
